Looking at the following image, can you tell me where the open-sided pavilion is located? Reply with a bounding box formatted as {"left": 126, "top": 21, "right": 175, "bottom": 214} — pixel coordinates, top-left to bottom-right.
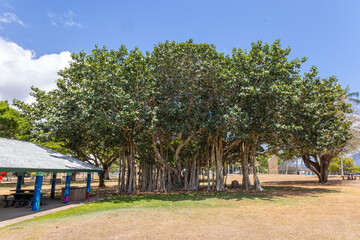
{"left": 0, "top": 137, "right": 103, "bottom": 211}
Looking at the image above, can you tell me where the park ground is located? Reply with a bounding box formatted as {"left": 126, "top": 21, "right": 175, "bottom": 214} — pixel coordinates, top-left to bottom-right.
{"left": 0, "top": 174, "right": 360, "bottom": 240}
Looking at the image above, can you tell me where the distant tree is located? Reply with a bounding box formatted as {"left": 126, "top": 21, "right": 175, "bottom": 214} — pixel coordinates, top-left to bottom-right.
{"left": 344, "top": 85, "right": 360, "bottom": 106}
{"left": 13, "top": 89, "right": 71, "bottom": 155}
{"left": 255, "top": 153, "right": 273, "bottom": 174}
{"left": 278, "top": 150, "right": 298, "bottom": 174}
{"left": 329, "top": 157, "right": 359, "bottom": 174}
{"left": 0, "top": 100, "right": 30, "bottom": 139}
{"left": 286, "top": 68, "right": 352, "bottom": 183}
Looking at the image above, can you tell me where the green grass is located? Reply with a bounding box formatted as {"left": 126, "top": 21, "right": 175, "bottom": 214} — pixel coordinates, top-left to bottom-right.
{"left": 32, "top": 191, "right": 272, "bottom": 221}
{"left": 32, "top": 185, "right": 340, "bottom": 221}
{"left": 0, "top": 184, "right": 16, "bottom": 188}
{"left": 2, "top": 185, "right": 339, "bottom": 229}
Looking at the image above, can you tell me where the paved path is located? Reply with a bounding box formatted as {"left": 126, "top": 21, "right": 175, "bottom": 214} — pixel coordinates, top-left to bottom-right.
{"left": 0, "top": 200, "right": 85, "bottom": 228}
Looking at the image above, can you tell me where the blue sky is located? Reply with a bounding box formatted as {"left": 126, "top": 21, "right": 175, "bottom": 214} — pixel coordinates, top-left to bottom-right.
{"left": 0, "top": 0, "right": 359, "bottom": 102}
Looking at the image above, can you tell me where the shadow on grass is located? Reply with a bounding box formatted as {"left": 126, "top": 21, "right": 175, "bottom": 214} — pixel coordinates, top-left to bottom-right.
{"left": 1, "top": 184, "right": 340, "bottom": 224}
{"left": 98, "top": 185, "right": 339, "bottom": 205}
{"left": 262, "top": 185, "right": 339, "bottom": 196}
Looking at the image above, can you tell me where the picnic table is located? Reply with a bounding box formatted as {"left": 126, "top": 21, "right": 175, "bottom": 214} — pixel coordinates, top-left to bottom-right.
{"left": 1, "top": 194, "right": 10, "bottom": 200}
{"left": 3, "top": 193, "right": 33, "bottom": 208}
{"left": 342, "top": 172, "right": 359, "bottom": 180}
{"left": 3, "top": 192, "right": 48, "bottom": 208}
{"left": 10, "top": 189, "right": 35, "bottom": 193}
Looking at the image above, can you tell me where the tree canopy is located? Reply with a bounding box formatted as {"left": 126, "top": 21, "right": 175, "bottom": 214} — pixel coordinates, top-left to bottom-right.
{"left": 14, "top": 39, "right": 353, "bottom": 190}
{"left": 0, "top": 100, "right": 30, "bottom": 139}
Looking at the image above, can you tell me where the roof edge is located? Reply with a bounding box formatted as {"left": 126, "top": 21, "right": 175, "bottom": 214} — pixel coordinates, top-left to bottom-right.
{"left": 0, "top": 168, "right": 103, "bottom": 173}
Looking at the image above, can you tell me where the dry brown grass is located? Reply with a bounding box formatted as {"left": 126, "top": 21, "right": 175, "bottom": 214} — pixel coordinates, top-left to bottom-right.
{"left": 1, "top": 174, "right": 360, "bottom": 240}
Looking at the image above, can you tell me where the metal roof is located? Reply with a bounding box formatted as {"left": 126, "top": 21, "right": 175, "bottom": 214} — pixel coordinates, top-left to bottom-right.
{"left": 0, "top": 137, "right": 103, "bottom": 173}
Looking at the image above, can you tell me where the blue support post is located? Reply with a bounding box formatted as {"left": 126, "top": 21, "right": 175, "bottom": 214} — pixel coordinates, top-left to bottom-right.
{"left": 32, "top": 172, "right": 43, "bottom": 211}
{"left": 63, "top": 172, "right": 71, "bottom": 203}
{"left": 86, "top": 172, "right": 91, "bottom": 199}
{"left": 50, "top": 173, "right": 57, "bottom": 199}
{"left": 16, "top": 172, "right": 23, "bottom": 191}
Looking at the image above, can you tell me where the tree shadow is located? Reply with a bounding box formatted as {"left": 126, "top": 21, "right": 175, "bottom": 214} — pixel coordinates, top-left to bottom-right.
{"left": 0, "top": 199, "right": 83, "bottom": 225}
{"left": 261, "top": 185, "right": 339, "bottom": 197}
{"left": 97, "top": 185, "right": 340, "bottom": 205}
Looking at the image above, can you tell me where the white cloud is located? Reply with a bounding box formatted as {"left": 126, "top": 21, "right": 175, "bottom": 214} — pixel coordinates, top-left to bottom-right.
{"left": 48, "top": 10, "right": 82, "bottom": 28}
{"left": 4, "top": 3, "right": 15, "bottom": 10}
{"left": 0, "top": 12, "right": 24, "bottom": 27}
{"left": 0, "top": 37, "right": 71, "bottom": 103}
{"left": 64, "top": 19, "right": 82, "bottom": 28}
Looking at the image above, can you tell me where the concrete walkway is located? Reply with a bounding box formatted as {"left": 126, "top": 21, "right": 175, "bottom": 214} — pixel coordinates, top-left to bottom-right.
{"left": 0, "top": 199, "right": 85, "bottom": 228}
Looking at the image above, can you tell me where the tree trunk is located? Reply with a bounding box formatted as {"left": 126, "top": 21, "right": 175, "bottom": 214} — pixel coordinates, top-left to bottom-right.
{"left": 184, "top": 161, "right": 189, "bottom": 190}
{"left": 117, "top": 150, "right": 122, "bottom": 194}
{"left": 161, "top": 167, "right": 167, "bottom": 192}
{"left": 187, "top": 154, "right": 198, "bottom": 190}
{"left": 215, "top": 138, "right": 224, "bottom": 191}
{"left": 196, "top": 158, "right": 200, "bottom": 190}
{"left": 147, "top": 165, "right": 153, "bottom": 192}
{"left": 22, "top": 172, "right": 26, "bottom": 185}
{"left": 152, "top": 168, "right": 157, "bottom": 190}
{"left": 167, "top": 169, "right": 172, "bottom": 191}
{"left": 174, "top": 132, "right": 197, "bottom": 189}
{"left": 121, "top": 151, "right": 126, "bottom": 193}
{"left": 105, "top": 167, "right": 111, "bottom": 180}
{"left": 71, "top": 172, "right": 77, "bottom": 182}
{"left": 320, "top": 154, "right": 332, "bottom": 183}
{"left": 138, "top": 164, "right": 141, "bottom": 191}
{"left": 321, "top": 164, "right": 329, "bottom": 183}
{"left": 250, "top": 137, "right": 263, "bottom": 191}
{"left": 224, "top": 164, "right": 228, "bottom": 188}
{"left": 152, "top": 132, "right": 182, "bottom": 189}
{"left": 340, "top": 157, "right": 344, "bottom": 176}
{"left": 156, "top": 168, "right": 160, "bottom": 191}
{"left": 98, "top": 170, "right": 106, "bottom": 188}
{"left": 240, "top": 142, "right": 252, "bottom": 191}
{"left": 211, "top": 143, "right": 215, "bottom": 190}
{"left": 302, "top": 155, "right": 321, "bottom": 182}
{"left": 207, "top": 168, "right": 210, "bottom": 191}
{"left": 206, "top": 147, "right": 211, "bottom": 190}
{"left": 140, "top": 163, "right": 148, "bottom": 192}
{"left": 302, "top": 154, "right": 333, "bottom": 184}
{"left": 126, "top": 139, "right": 137, "bottom": 193}
{"left": 190, "top": 158, "right": 196, "bottom": 190}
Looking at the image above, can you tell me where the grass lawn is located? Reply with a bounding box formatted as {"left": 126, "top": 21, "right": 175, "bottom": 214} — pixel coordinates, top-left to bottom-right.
{"left": 1, "top": 175, "right": 360, "bottom": 239}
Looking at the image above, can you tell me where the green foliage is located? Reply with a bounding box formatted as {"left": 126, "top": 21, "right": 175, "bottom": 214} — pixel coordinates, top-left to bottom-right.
{"left": 35, "top": 140, "right": 72, "bottom": 155}
{"left": 151, "top": 40, "right": 225, "bottom": 136}
{"left": 329, "top": 157, "right": 360, "bottom": 174}
{"left": 0, "top": 101, "right": 30, "bottom": 139}
{"left": 12, "top": 89, "right": 71, "bottom": 155}
{"left": 256, "top": 153, "right": 273, "bottom": 169}
{"left": 13, "top": 39, "right": 354, "bottom": 189}
{"left": 277, "top": 149, "right": 298, "bottom": 166}
{"left": 293, "top": 68, "right": 352, "bottom": 153}
{"left": 229, "top": 40, "right": 306, "bottom": 140}
{"left": 344, "top": 85, "right": 360, "bottom": 106}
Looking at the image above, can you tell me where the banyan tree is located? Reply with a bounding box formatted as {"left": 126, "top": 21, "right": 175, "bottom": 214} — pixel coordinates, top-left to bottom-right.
{"left": 15, "top": 39, "right": 352, "bottom": 191}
